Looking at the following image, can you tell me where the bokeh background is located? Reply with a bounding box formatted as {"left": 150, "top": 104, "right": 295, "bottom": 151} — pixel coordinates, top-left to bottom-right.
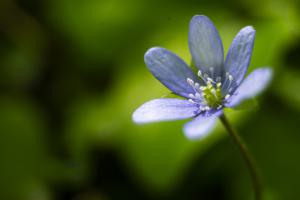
{"left": 0, "top": 0, "right": 300, "bottom": 199}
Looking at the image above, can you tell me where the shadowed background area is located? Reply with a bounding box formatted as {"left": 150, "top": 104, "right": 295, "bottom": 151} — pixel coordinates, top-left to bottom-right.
{"left": 0, "top": 0, "right": 300, "bottom": 199}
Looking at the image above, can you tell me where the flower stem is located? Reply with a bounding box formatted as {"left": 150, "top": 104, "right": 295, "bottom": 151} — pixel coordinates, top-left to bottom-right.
{"left": 219, "top": 114, "right": 263, "bottom": 200}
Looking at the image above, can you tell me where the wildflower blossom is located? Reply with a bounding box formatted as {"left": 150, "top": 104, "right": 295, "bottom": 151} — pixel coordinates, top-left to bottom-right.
{"left": 132, "top": 15, "right": 272, "bottom": 139}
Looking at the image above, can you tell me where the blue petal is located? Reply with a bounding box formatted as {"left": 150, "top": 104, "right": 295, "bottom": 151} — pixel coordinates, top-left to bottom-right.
{"left": 188, "top": 15, "right": 224, "bottom": 77}
{"left": 144, "top": 47, "right": 200, "bottom": 98}
{"left": 224, "top": 26, "right": 256, "bottom": 87}
{"left": 225, "top": 68, "right": 273, "bottom": 107}
{"left": 183, "top": 110, "right": 223, "bottom": 140}
{"left": 132, "top": 98, "right": 199, "bottom": 124}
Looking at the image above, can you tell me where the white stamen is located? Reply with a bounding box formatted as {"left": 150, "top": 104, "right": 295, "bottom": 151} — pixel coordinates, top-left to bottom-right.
{"left": 188, "top": 99, "right": 195, "bottom": 103}
{"left": 195, "top": 92, "right": 201, "bottom": 99}
{"left": 197, "top": 70, "right": 202, "bottom": 77}
{"left": 197, "top": 70, "right": 208, "bottom": 83}
{"left": 225, "top": 94, "right": 230, "bottom": 99}
{"left": 222, "top": 72, "right": 234, "bottom": 94}
{"left": 200, "top": 86, "right": 207, "bottom": 90}
{"left": 207, "top": 77, "right": 214, "bottom": 83}
{"left": 200, "top": 106, "right": 206, "bottom": 111}
{"left": 195, "top": 82, "right": 200, "bottom": 88}
{"left": 187, "top": 78, "right": 194, "bottom": 86}
{"left": 189, "top": 93, "right": 195, "bottom": 99}
{"left": 205, "top": 106, "right": 210, "bottom": 111}
{"left": 217, "top": 82, "right": 222, "bottom": 87}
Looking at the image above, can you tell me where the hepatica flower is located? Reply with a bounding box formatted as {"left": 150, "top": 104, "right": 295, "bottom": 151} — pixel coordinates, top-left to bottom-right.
{"left": 132, "top": 15, "right": 272, "bottom": 140}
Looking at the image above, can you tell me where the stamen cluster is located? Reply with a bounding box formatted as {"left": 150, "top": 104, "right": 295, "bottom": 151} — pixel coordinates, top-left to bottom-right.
{"left": 187, "top": 69, "right": 234, "bottom": 113}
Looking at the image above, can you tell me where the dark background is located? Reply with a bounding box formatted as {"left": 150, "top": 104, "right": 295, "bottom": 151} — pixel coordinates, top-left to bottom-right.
{"left": 0, "top": 0, "right": 300, "bottom": 199}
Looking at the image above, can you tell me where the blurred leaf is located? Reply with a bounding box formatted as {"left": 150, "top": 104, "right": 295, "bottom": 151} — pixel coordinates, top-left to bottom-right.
{"left": 275, "top": 69, "right": 300, "bottom": 111}
{"left": 160, "top": 92, "right": 185, "bottom": 99}
{"left": 0, "top": 96, "right": 49, "bottom": 200}
{"left": 0, "top": 0, "right": 45, "bottom": 89}
{"left": 233, "top": 98, "right": 259, "bottom": 110}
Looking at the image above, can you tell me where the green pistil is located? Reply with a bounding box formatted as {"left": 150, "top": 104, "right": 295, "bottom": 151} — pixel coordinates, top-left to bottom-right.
{"left": 201, "top": 82, "right": 222, "bottom": 108}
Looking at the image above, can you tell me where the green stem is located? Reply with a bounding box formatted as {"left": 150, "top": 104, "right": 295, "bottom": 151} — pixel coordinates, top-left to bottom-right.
{"left": 219, "top": 114, "right": 263, "bottom": 200}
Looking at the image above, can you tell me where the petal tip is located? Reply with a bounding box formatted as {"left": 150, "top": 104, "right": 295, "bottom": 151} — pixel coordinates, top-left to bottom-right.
{"left": 245, "top": 25, "right": 255, "bottom": 31}
{"left": 241, "top": 25, "right": 256, "bottom": 36}
{"left": 144, "top": 47, "right": 162, "bottom": 60}
{"left": 132, "top": 109, "right": 143, "bottom": 124}
{"left": 191, "top": 15, "right": 211, "bottom": 21}
{"left": 261, "top": 67, "right": 273, "bottom": 81}
{"left": 189, "top": 15, "right": 214, "bottom": 28}
{"left": 183, "top": 113, "right": 220, "bottom": 140}
{"left": 191, "top": 15, "right": 209, "bottom": 21}
{"left": 183, "top": 121, "right": 214, "bottom": 140}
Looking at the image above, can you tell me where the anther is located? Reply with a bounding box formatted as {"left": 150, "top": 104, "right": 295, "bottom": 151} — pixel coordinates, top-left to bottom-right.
{"left": 189, "top": 93, "right": 195, "bottom": 99}
{"left": 225, "top": 94, "right": 230, "bottom": 99}
{"left": 200, "top": 86, "right": 207, "bottom": 90}
{"left": 200, "top": 106, "right": 206, "bottom": 111}
{"left": 187, "top": 78, "right": 194, "bottom": 86}
{"left": 207, "top": 77, "right": 214, "bottom": 83}
{"left": 197, "top": 70, "right": 202, "bottom": 77}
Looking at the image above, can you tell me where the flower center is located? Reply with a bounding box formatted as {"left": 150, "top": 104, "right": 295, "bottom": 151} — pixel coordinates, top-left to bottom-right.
{"left": 186, "top": 69, "right": 234, "bottom": 112}
{"left": 201, "top": 80, "right": 222, "bottom": 108}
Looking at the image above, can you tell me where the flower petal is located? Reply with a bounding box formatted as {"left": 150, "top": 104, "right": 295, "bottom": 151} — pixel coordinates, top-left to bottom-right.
{"left": 144, "top": 47, "right": 199, "bottom": 99}
{"left": 132, "top": 98, "right": 199, "bottom": 124}
{"left": 226, "top": 68, "right": 273, "bottom": 107}
{"left": 188, "top": 15, "right": 224, "bottom": 77}
{"left": 183, "top": 110, "right": 223, "bottom": 140}
{"left": 224, "top": 26, "right": 256, "bottom": 87}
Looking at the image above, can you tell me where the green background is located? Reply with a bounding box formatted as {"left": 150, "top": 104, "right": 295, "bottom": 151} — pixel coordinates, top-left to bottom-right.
{"left": 0, "top": 0, "right": 300, "bottom": 199}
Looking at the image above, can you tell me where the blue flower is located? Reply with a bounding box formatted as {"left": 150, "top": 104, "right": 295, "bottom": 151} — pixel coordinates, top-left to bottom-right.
{"left": 132, "top": 15, "right": 272, "bottom": 139}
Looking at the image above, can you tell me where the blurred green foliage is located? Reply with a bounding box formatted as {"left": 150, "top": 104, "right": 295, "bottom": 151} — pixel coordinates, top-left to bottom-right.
{"left": 1, "top": 0, "right": 300, "bottom": 199}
